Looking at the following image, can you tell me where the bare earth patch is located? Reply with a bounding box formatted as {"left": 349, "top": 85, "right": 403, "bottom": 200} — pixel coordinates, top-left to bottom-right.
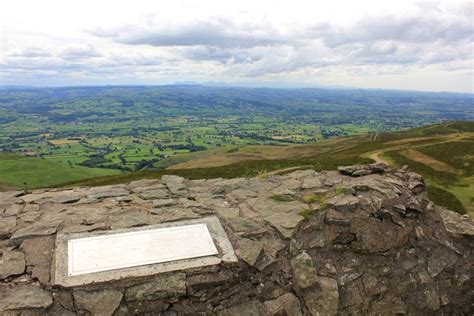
{"left": 402, "top": 149, "right": 458, "bottom": 174}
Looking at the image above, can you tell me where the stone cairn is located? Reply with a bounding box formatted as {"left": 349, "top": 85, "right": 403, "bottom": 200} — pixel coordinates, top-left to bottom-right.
{"left": 0, "top": 163, "right": 473, "bottom": 315}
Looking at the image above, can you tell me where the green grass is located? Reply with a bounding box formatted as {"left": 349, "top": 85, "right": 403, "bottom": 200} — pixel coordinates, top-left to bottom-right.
{"left": 271, "top": 194, "right": 296, "bottom": 202}
{"left": 301, "top": 193, "right": 326, "bottom": 205}
{"left": 300, "top": 208, "right": 315, "bottom": 221}
{"left": 0, "top": 154, "right": 119, "bottom": 189}
{"left": 427, "top": 185, "right": 466, "bottom": 214}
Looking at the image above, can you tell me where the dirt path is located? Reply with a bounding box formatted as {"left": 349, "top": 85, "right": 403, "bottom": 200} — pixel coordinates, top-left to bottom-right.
{"left": 368, "top": 151, "right": 390, "bottom": 165}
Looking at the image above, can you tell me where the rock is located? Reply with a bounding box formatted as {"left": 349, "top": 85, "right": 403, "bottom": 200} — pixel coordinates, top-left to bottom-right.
{"left": 264, "top": 293, "right": 302, "bottom": 315}
{"left": 108, "top": 209, "right": 150, "bottom": 229}
{"left": 235, "top": 238, "right": 263, "bottom": 266}
{"left": 186, "top": 270, "right": 233, "bottom": 294}
{"left": 308, "top": 230, "right": 326, "bottom": 248}
{"left": 325, "top": 209, "right": 350, "bottom": 226}
{"left": 9, "top": 220, "right": 60, "bottom": 246}
{"left": 74, "top": 289, "right": 123, "bottom": 316}
{"left": 304, "top": 276, "right": 339, "bottom": 316}
{"left": 338, "top": 164, "right": 387, "bottom": 177}
{"left": 86, "top": 186, "right": 129, "bottom": 199}
{"left": 126, "top": 179, "right": 162, "bottom": 191}
{"left": 20, "top": 236, "right": 55, "bottom": 283}
{"left": 247, "top": 197, "right": 306, "bottom": 238}
{"left": 325, "top": 194, "right": 359, "bottom": 212}
{"left": 226, "top": 217, "right": 264, "bottom": 234}
{"left": 0, "top": 250, "right": 25, "bottom": 279}
{"left": 152, "top": 199, "right": 177, "bottom": 208}
{"left": 350, "top": 217, "right": 409, "bottom": 253}
{"left": 161, "top": 175, "right": 187, "bottom": 194}
{"left": 137, "top": 188, "right": 169, "bottom": 200}
{"left": 424, "top": 287, "right": 441, "bottom": 311}
{"left": 438, "top": 207, "right": 474, "bottom": 236}
{"left": 301, "top": 177, "right": 323, "bottom": 189}
{"left": 334, "top": 232, "right": 356, "bottom": 245}
{"left": 427, "top": 248, "right": 458, "bottom": 278}
{"left": 125, "top": 273, "right": 186, "bottom": 302}
{"left": 0, "top": 216, "right": 16, "bottom": 239}
{"left": 218, "top": 301, "right": 266, "bottom": 316}
{"left": 149, "top": 207, "right": 200, "bottom": 223}
{"left": 291, "top": 252, "right": 318, "bottom": 289}
{"left": 0, "top": 284, "right": 52, "bottom": 311}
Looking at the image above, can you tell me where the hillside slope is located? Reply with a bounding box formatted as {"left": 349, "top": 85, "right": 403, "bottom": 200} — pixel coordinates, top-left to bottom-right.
{"left": 62, "top": 122, "right": 474, "bottom": 216}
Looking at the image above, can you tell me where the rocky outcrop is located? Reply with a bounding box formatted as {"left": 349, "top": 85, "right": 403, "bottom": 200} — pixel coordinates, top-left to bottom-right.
{"left": 0, "top": 163, "right": 473, "bottom": 315}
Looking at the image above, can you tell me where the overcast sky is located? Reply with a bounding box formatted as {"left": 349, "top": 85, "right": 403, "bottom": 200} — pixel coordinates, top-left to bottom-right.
{"left": 1, "top": 1, "right": 473, "bottom": 92}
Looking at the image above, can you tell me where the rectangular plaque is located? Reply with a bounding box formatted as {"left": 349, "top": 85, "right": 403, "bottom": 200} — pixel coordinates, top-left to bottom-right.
{"left": 68, "top": 223, "right": 218, "bottom": 276}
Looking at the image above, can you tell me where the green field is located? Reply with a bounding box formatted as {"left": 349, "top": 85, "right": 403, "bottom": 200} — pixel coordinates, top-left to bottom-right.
{"left": 0, "top": 154, "right": 119, "bottom": 189}
{"left": 56, "top": 122, "right": 473, "bottom": 216}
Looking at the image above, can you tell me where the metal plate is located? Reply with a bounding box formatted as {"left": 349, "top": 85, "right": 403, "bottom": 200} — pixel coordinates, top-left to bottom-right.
{"left": 67, "top": 223, "right": 218, "bottom": 276}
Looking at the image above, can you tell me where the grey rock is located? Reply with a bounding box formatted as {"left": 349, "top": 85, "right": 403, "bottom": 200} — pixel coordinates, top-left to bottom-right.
{"left": 235, "top": 238, "right": 263, "bottom": 266}
{"left": 152, "top": 199, "right": 177, "bottom": 208}
{"left": 186, "top": 270, "right": 233, "bottom": 294}
{"left": 0, "top": 216, "right": 16, "bottom": 239}
{"left": 264, "top": 293, "right": 302, "bottom": 315}
{"left": 161, "top": 175, "right": 187, "bottom": 194}
{"left": 9, "top": 220, "right": 60, "bottom": 246}
{"left": 86, "top": 186, "right": 129, "bottom": 199}
{"left": 20, "top": 236, "right": 55, "bottom": 283}
{"left": 325, "top": 194, "right": 359, "bottom": 212}
{"left": 125, "top": 273, "right": 186, "bottom": 301}
{"left": 247, "top": 197, "right": 305, "bottom": 238}
{"left": 137, "top": 188, "right": 169, "bottom": 200}
{"left": 0, "top": 284, "right": 52, "bottom": 311}
{"left": 304, "top": 276, "right": 339, "bottom": 316}
{"left": 74, "top": 289, "right": 123, "bottom": 316}
{"left": 438, "top": 207, "right": 474, "bottom": 236}
{"left": 0, "top": 250, "right": 25, "bottom": 279}
{"left": 291, "top": 252, "right": 318, "bottom": 289}
{"left": 218, "top": 301, "right": 266, "bottom": 316}
{"left": 325, "top": 209, "right": 350, "bottom": 226}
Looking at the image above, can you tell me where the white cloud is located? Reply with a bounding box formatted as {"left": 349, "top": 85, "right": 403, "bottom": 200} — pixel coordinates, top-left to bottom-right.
{"left": 0, "top": 0, "right": 472, "bottom": 92}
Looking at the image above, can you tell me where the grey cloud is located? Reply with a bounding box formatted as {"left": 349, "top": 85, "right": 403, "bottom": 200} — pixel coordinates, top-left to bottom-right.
{"left": 93, "top": 18, "right": 287, "bottom": 48}
{"left": 59, "top": 45, "right": 102, "bottom": 59}
{"left": 10, "top": 48, "right": 52, "bottom": 58}
{"left": 316, "top": 15, "right": 473, "bottom": 47}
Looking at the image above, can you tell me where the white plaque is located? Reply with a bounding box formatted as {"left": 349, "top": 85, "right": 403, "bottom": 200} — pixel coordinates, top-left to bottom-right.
{"left": 67, "top": 223, "right": 218, "bottom": 276}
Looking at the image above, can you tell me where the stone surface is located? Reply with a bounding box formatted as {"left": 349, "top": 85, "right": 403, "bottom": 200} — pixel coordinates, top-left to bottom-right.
{"left": 439, "top": 207, "right": 474, "bottom": 236}
{"left": 291, "top": 252, "right": 318, "bottom": 289}
{"left": 125, "top": 273, "right": 186, "bottom": 301}
{"left": 264, "top": 293, "right": 302, "bottom": 315}
{"left": 0, "top": 216, "right": 16, "bottom": 239}
{"left": 74, "top": 289, "right": 123, "bottom": 316}
{"left": 20, "top": 236, "right": 55, "bottom": 283}
{"left": 0, "top": 165, "right": 472, "bottom": 315}
{"left": 235, "top": 238, "right": 263, "bottom": 266}
{"left": 0, "top": 284, "right": 53, "bottom": 311}
{"left": 218, "top": 301, "right": 266, "bottom": 316}
{"left": 0, "top": 250, "right": 25, "bottom": 279}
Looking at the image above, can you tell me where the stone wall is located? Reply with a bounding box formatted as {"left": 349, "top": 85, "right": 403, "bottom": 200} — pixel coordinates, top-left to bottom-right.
{"left": 0, "top": 164, "right": 473, "bottom": 315}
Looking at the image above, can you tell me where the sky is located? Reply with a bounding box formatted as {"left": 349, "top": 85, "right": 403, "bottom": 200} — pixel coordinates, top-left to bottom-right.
{"left": 0, "top": 1, "right": 473, "bottom": 92}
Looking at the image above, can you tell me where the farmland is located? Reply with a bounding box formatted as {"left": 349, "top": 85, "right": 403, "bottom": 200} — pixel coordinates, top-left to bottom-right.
{"left": 0, "top": 86, "right": 473, "bottom": 215}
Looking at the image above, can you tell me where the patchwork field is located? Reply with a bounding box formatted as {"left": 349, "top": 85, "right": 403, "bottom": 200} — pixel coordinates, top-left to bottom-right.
{"left": 62, "top": 122, "right": 474, "bottom": 216}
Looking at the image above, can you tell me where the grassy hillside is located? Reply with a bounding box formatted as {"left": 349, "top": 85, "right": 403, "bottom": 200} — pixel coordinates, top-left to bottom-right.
{"left": 0, "top": 154, "right": 119, "bottom": 189}
{"left": 62, "top": 121, "right": 474, "bottom": 216}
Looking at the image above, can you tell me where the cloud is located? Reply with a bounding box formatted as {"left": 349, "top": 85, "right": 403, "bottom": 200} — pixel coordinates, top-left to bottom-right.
{"left": 1, "top": 2, "right": 472, "bottom": 92}
{"left": 92, "top": 18, "right": 287, "bottom": 48}
{"left": 59, "top": 45, "right": 102, "bottom": 59}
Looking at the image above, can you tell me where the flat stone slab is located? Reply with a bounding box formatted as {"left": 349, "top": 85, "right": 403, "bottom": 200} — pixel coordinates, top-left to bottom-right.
{"left": 53, "top": 216, "right": 237, "bottom": 287}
